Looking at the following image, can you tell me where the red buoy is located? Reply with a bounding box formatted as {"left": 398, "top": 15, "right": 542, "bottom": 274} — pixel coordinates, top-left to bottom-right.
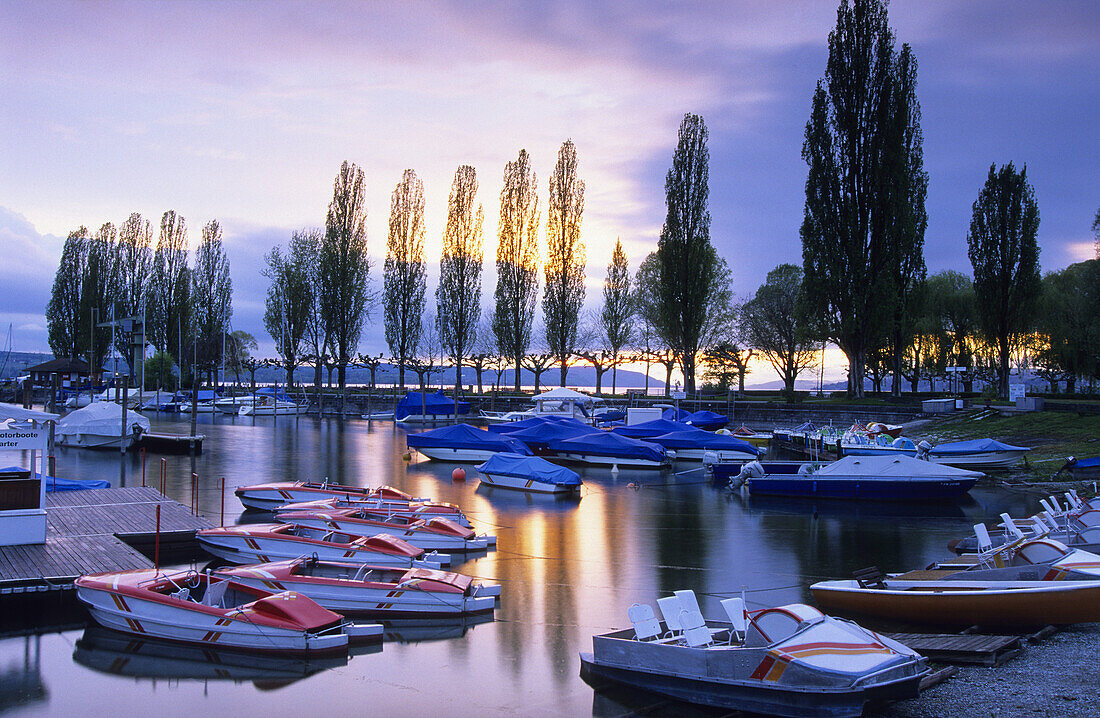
{"left": 452, "top": 467, "right": 466, "bottom": 482}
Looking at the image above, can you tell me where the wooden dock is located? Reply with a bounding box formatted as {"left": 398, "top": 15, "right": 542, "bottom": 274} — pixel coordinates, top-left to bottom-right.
{"left": 884, "top": 632, "right": 1023, "bottom": 666}
{"left": 0, "top": 487, "right": 212, "bottom": 595}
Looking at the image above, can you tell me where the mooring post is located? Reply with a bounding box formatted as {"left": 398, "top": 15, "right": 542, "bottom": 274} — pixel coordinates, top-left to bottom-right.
{"left": 192, "top": 472, "right": 198, "bottom": 515}
{"left": 220, "top": 477, "right": 225, "bottom": 526}
{"left": 141, "top": 448, "right": 146, "bottom": 487}
{"left": 154, "top": 504, "right": 161, "bottom": 571}
{"left": 160, "top": 458, "right": 166, "bottom": 495}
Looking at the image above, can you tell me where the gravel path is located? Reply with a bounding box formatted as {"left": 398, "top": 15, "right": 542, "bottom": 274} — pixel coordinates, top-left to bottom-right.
{"left": 879, "top": 624, "right": 1100, "bottom": 717}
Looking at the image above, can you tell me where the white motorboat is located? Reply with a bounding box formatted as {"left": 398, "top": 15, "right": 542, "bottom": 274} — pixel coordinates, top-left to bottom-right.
{"left": 215, "top": 558, "right": 499, "bottom": 616}
{"left": 475, "top": 453, "right": 582, "bottom": 494}
{"left": 75, "top": 567, "right": 381, "bottom": 654}
{"left": 239, "top": 395, "right": 302, "bottom": 416}
{"left": 56, "top": 402, "right": 151, "bottom": 449}
{"left": 196, "top": 523, "right": 449, "bottom": 568}
{"left": 481, "top": 387, "right": 607, "bottom": 424}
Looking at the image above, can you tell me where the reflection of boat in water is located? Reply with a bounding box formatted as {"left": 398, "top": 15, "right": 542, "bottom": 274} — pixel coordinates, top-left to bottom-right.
{"left": 74, "top": 625, "right": 349, "bottom": 686}
{"left": 381, "top": 612, "right": 496, "bottom": 644}
{"left": 740, "top": 492, "right": 974, "bottom": 521}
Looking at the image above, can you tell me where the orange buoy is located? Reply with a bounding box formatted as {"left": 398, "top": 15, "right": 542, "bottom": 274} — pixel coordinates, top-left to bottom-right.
{"left": 402, "top": 452, "right": 412, "bottom": 461}
{"left": 452, "top": 467, "right": 466, "bottom": 482}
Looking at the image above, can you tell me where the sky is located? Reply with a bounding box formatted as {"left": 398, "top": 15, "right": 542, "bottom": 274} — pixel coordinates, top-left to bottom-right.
{"left": 1, "top": 1, "right": 1097, "bottom": 386}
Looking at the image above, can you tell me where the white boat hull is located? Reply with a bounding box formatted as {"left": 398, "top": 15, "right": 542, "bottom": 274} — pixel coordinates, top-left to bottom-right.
{"left": 929, "top": 450, "right": 1027, "bottom": 469}
{"left": 669, "top": 448, "right": 758, "bottom": 462}
{"left": 555, "top": 452, "right": 667, "bottom": 469}
{"left": 240, "top": 403, "right": 302, "bottom": 416}
{"left": 412, "top": 446, "right": 503, "bottom": 463}
{"left": 478, "top": 471, "right": 579, "bottom": 494}
{"left": 197, "top": 533, "right": 449, "bottom": 568}
{"left": 56, "top": 432, "right": 137, "bottom": 450}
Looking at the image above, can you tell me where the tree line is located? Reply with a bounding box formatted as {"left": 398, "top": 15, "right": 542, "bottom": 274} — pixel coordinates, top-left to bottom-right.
{"left": 45, "top": 211, "right": 244, "bottom": 389}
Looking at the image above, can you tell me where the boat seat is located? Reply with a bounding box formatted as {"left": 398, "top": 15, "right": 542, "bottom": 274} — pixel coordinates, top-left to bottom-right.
{"left": 853, "top": 566, "right": 886, "bottom": 589}
{"left": 170, "top": 588, "right": 191, "bottom": 602}
{"left": 627, "top": 603, "right": 661, "bottom": 641}
{"left": 201, "top": 579, "right": 229, "bottom": 608}
{"left": 678, "top": 608, "right": 714, "bottom": 648}
{"left": 656, "top": 596, "right": 684, "bottom": 638}
{"left": 673, "top": 589, "right": 704, "bottom": 617}
{"left": 720, "top": 597, "right": 747, "bottom": 644}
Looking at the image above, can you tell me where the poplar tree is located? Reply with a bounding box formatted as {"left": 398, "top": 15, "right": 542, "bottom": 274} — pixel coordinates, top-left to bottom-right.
{"left": 492, "top": 149, "right": 540, "bottom": 391}
{"left": 148, "top": 211, "right": 189, "bottom": 365}
{"left": 437, "top": 165, "right": 484, "bottom": 393}
{"left": 383, "top": 169, "right": 427, "bottom": 389}
{"left": 320, "top": 161, "right": 372, "bottom": 390}
{"left": 113, "top": 212, "right": 153, "bottom": 371}
{"left": 191, "top": 219, "right": 233, "bottom": 386}
{"left": 801, "top": 0, "right": 927, "bottom": 397}
{"left": 657, "top": 113, "right": 714, "bottom": 392}
{"left": 81, "top": 222, "right": 118, "bottom": 373}
{"left": 46, "top": 227, "right": 89, "bottom": 359}
{"left": 600, "top": 239, "right": 633, "bottom": 394}
{"left": 263, "top": 239, "right": 312, "bottom": 388}
{"left": 293, "top": 228, "right": 327, "bottom": 391}
{"left": 967, "top": 162, "right": 1041, "bottom": 399}
{"left": 543, "top": 139, "right": 586, "bottom": 386}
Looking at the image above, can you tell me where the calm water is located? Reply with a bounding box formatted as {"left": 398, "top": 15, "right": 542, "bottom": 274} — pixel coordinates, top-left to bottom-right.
{"left": 1, "top": 414, "right": 1038, "bottom": 717}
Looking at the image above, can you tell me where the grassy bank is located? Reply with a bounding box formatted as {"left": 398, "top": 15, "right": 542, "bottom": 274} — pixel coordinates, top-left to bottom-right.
{"left": 913, "top": 409, "right": 1100, "bottom": 486}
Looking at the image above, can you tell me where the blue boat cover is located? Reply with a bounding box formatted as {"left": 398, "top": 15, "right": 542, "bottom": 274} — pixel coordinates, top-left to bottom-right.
{"left": 395, "top": 390, "right": 472, "bottom": 420}
{"left": 405, "top": 424, "right": 531, "bottom": 455}
{"left": 487, "top": 416, "right": 585, "bottom": 434}
{"left": 684, "top": 410, "right": 729, "bottom": 430}
{"left": 0, "top": 466, "right": 110, "bottom": 492}
{"left": 548, "top": 432, "right": 667, "bottom": 462}
{"left": 931, "top": 438, "right": 1030, "bottom": 456}
{"left": 475, "top": 453, "right": 581, "bottom": 486}
{"left": 506, "top": 421, "right": 600, "bottom": 446}
{"left": 612, "top": 418, "right": 692, "bottom": 439}
{"left": 190, "top": 390, "right": 219, "bottom": 401}
{"left": 646, "top": 428, "right": 760, "bottom": 454}
{"left": 1074, "top": 457, "right": 1100, "bottom": 468}
{"left": 661, "top": 407, "right": 691, "bottom": 421}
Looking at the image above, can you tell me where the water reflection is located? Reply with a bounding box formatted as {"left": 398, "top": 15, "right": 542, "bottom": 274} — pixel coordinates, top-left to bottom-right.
{"left": 11, "top": 414, "right": 1049, "bottom": 716}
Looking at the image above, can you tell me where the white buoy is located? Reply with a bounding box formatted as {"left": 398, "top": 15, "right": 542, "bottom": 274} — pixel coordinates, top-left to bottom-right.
{"left": 611, "top": 464, "right": 619, "bottom": 476}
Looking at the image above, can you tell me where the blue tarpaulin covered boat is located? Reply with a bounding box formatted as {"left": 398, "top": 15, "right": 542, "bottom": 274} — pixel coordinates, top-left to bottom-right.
{"left": 395, "top": 390, "right": 471, "bottom": 422}
{"left": 405, "top": 423, "right": 531, "bottom": 462}
{"left": 486, "top": 416, "right": 586, "bottom": 434}
{"left": 548, "top": 432, "right": 668, "bottom": 468}
{"left": 661, "top": 407, "right": 691, "bottom": 421}
{"left": 684, "top": 410, "right": 729, "bottom": 431}
{"left": 505, "top": 420, "right": 601, "bottom": 452}
{"left": 0, "top": 466, "right": 110, "bottom": 492}
{"left": 928, "top": 438, "right": 1030, "bottom": 469}
{"left": 475, "top": 453, "right": 582, "bottom": 493}
{"left": 647, "top": 428, "right": 760, "bottom": 461}
{"left": 612, "top": 418, "right": 692, "bottom": 439}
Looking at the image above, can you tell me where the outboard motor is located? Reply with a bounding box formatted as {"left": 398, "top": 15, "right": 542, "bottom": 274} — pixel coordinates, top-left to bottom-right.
{"left": 916, "top": 440, "right": 933, "bottom": 461}
{"left": 729, "top": 460, "right": 764, "bottom": 489}
{"left": 701, "top": 450, "right": 720, "bottom": 467}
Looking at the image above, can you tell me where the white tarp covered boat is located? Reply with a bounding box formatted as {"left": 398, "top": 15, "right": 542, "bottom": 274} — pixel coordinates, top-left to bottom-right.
{"left": 580, "top": 591, "right": 926, "bottom": 717}
{"left": 215, "top": 558, "right": 499, "bottom": 616}
{"left": 56, "top": 402, "right": 151, "bottom": 449}
{"left": 75, "top": 567, "right": 381, "bottom": 654}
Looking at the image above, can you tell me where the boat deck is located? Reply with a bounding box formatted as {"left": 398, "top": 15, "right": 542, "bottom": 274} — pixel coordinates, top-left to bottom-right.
{"left": 0, "top": 487, "right": 212, "bottom": 595}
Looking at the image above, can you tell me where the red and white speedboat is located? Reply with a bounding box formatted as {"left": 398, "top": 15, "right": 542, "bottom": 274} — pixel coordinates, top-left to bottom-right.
{"left": 279, "top": 497, "right": 472, "bottom": 527}
{"left": 273, "top": 507, "right": 495, "bottom": 551}
{"left": 75, "top": 568, "right": 382, "bottom": 654}
{"left": 215, "top": 558, "right": 500, "bottom": 617}
{"left": 234, "top": 480, "right": 430, "bottom": 512}
{"left": 197, "top": 524, "right": 449, "bottom": 568}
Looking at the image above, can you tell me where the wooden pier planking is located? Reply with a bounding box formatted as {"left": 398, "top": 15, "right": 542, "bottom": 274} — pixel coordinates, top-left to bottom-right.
{"left": 0, "top": 487, "right": 213, "bottom": 593}
{"left": 884, "top": 632, "right": 1022, "bottom": 666}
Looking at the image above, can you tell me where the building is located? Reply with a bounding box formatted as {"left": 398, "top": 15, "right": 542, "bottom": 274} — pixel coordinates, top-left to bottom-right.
{"left": 26, "top": 358, "right": 91, "bottom": 387}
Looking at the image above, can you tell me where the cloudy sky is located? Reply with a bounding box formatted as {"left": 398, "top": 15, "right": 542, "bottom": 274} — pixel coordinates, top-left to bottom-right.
{"left": 1, "top": 1, "right": 1096, "bottom": 384}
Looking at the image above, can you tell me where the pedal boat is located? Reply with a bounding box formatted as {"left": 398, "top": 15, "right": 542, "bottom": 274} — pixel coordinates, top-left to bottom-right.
{"left": 234, "top": 480, "right": 428, "bottom": 512}
{"left": 272, "top": 507, "right": 494, "bottom": 551}
{"left": 196, "top": 524, "right": 449, "bottom": 568}
{"left": 580, "top": 598, "right": 926, "bottom": 718}
{"left": 74, "top": 568, "right": 381, "bottom": 654}
{"left": 215, "top": 557, "right": 500, "bottom": 616}
{"left": 278, "top": 496, "right": 472, "bottom": 528}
